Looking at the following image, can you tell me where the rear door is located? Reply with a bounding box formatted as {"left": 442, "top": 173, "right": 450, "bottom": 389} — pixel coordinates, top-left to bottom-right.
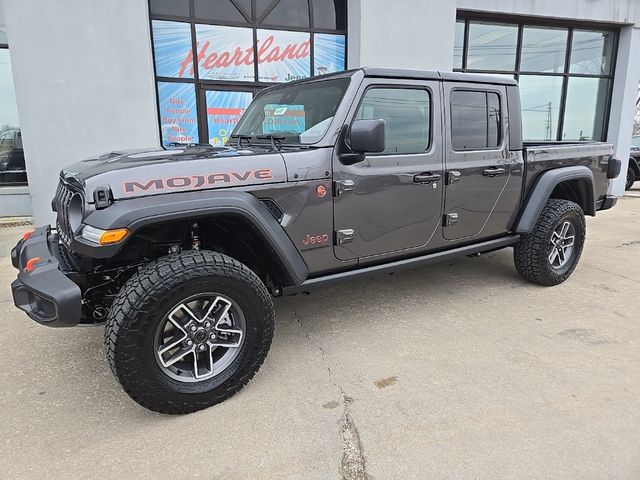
{"left": 442, "top": 83, "right": 511, "bottom": 240}
{"left": 333, "top": 79, "right": 444, "bottom": 260}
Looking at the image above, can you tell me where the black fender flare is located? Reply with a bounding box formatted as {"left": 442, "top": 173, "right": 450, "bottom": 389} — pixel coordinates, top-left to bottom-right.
{"left": 77, "top": 190, "right": 309, "bottom": 286}
{"left": 515, "top": 166, "right": 595, "bottom": 234}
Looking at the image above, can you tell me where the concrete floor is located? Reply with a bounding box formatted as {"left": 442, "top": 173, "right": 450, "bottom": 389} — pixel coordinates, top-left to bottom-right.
{"left": 1, "top": 190, "right": 639, "bottom": 480}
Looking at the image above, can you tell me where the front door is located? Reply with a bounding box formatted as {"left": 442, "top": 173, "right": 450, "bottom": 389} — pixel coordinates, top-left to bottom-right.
{"left": 333, "top": 80, "right": 444, "bottom": 261}
{"left": 442, "top": 84, "right": 512, "bottom": 240}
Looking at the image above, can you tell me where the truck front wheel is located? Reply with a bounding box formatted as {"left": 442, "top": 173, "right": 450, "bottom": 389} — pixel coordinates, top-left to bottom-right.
{"left": 513, "top": 199, "right": 586, "bottom": 286}
{"left": 104, "top": 251, "right": 274, "bottom": 414}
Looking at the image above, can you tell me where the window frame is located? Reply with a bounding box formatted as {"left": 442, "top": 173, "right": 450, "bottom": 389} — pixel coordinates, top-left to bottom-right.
{"left": 148, "top": 0, "right": 348, "bottom": 146}
{"left": 454, "top": 11, "right": 619, "bottom": 142}
{"left": 449, "top": 87, "right": 504, "bottom": 152}
{"left": 350, "top": 84, "right": 434, "bottom": 157}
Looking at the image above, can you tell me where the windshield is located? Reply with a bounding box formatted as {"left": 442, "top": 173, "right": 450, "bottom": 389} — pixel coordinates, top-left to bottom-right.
{"left": 631, "top": 136, "right": 640, "bottom": 148}
{"left": 232, "top": 77, "right": 350, "bottom": 145}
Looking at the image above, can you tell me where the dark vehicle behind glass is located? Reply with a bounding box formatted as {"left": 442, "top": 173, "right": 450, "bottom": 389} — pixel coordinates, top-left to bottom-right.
{"left": 11, "top": 68, "right": 621, "bottom": 413}
{"left": 0, "top": 129, "right": 27, "bottom": 185}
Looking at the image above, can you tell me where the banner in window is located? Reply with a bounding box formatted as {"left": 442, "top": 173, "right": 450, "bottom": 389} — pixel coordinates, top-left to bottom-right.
{"left": 152, "top": 20, "right": 194, "bottom": 78}
{"left": 195, "top": 25, "right": 255, "bottom": 82}
{"left": 157, "top": 82, "right": 199, "bottom": 145}
{"left": 256, "top": 30, "right": 310, "bottom": 83}
{"left": 263, "top": 104, "right": 306, "bottom": 134}
{"left": 206, "top": 90, "right": 253, "bottom": 145}
{"left": 313, "top": 33, "right": 346, "bottom": 76}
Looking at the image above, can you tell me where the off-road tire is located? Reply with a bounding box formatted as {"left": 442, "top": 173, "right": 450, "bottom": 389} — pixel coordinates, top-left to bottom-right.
{"left": 104, "top": 250, "right": 274, "bottom": 414}
{"left": 513, "top": 199, "right": 585, "bottom": 286}
{"left": 626, "top": 166, "right": 636, "bottom": 190}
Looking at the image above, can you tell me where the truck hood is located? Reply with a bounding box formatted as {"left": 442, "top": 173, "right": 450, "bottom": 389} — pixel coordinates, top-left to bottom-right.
{"left": 61, "top": 145, "right": 288, "bottom": 202}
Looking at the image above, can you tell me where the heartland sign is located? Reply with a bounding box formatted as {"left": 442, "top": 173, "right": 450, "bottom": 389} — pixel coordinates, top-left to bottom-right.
{"left": 179, "top": 34, "right": 310, "bottom": 78}
{"left": 183, "top": 25, "right": 311, "bottom": 83}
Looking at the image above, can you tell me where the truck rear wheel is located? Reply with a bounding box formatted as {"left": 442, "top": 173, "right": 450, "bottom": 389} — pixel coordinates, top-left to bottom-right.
{"left": 513, "top": 199, "right": 585, "bottom": 286}
{"left": 104, "top": 250, "right": 274, "bottom": 414}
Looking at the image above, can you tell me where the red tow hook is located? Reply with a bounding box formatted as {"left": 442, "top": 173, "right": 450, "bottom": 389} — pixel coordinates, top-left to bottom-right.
{"left": 25, "top": 257, "right": 41, "bottom": 273}
{"left": 22, "top": 229, "right": 35, "bottom": 241}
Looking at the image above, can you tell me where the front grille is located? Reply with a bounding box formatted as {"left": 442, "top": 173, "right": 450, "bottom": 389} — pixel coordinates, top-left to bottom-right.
{"left": 54, "top": 179, "right": 83, "bottom": 249}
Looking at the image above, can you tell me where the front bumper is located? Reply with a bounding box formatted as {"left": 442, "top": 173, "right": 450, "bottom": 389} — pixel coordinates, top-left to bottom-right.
{"left": 11, "top": 226, "right": 82, "bottom": 327}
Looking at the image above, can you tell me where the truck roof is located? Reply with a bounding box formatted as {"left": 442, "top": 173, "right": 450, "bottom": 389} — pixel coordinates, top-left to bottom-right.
{"left": 361, "top": 67, "right": 518, "bottom": 86}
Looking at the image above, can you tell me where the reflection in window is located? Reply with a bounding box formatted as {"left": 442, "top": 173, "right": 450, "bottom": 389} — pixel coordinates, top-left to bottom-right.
{"left": 356, "top": 88, "right": 431, "bottom": 155}
{"left": 563, "top": 77, "right": 610, "bottom": 141}
{"left": 262, "top": 0, "right": 309, "bottom": 27}
{"left": 453, "top": 21, "right": 465, "bottom": 69}
{"left": 450, "top": 90, "right": 501, "bottom": 150}
{"left": 570, "top": 30, "right": 615, "bottom": 75}
{"left": 149, "top": 0, "right": 190, "bottom": 18}
{"left": 0, "top": 49, "right": 26, "bottom": 185}
{"left": 194, "top": 0, "right": 247, "bottom": 22}
{"left": 520, "top": 26, "right": 567, "bottom": 73}
{"left": 467, "top": 22, "right": 518, "bottom": 71}
{"left": 519, "top": 75, "right": 563, "bottom": 141}
{"left": 313, "top": 0, "right": 347, "bottom": 30}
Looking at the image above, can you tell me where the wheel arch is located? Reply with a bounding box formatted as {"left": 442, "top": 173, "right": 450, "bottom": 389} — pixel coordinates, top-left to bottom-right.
{"left": 516, "top": 166, "right": 595, "bottom": 234}
{"left": 629, "top": 157, "right": 640, "bottom": 176}
{"left": 81, "top": 190, "right": 308, "bottom": 288}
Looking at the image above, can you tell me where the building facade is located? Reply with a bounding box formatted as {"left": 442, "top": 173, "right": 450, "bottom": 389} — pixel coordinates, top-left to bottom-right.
{"left": 2, "top": 0, "right": 639, "bottom": 223}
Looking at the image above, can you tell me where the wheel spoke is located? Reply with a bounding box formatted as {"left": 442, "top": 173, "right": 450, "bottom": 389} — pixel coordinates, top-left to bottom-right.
{"left": 169, "top": 303, "right": 201, "bottom": 330}
{"left": 209, "top": 327, "right": 243, "bottom": 348}
{"left": 548, "top": 247, "right": 559, "bottom": 265}
{"left": 557, "top": 246, "right": 566, "bottom": 264}
{"left": 160, "top": 346, "right": 194, "bottom": 368}
{"left": 158, "top": 332, "right": 187, "bottom": 356}
{"left": 563, "top": 235, "right": 575, "bottom": 247}
{"left": 560, "top": 221, "right": 571, "bottom": 238}
{"left": 193, "top": 344, "right": 215, "bottom": 379}
{"left": 203, "top": 296, "right": 233, "bottom": 325}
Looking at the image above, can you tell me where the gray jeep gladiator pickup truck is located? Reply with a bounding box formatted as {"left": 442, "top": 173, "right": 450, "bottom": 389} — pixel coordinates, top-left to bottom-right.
{"left": 11, "top": 68, "right": 621, "bottom": 413}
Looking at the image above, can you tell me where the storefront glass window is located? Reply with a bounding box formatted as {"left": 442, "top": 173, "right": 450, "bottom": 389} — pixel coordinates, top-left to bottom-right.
{"left": 519, "top": 75, "right": 563, "bottom": 140}
{"left": 520, "top": 26, "right": 567, "bottom": 73}
{"left": 563, "top": 77, "right": 610, "bottom": 140}
{"left": 569, "top": 30, "right": 615, "bottom": 75}
{"left": 150, "top": 0, "right": 347, "bottom": 146}
{"left": 205, "top": 90, "right": 253, "bottom": 145}
{"left": 0, "top": 49, "right": 26, "bottom": 185}
{"left": 467, "top": 22, "right": 518, "bottom": 71}
{"left": 453, "top": 21, "right": 465, "bottom": 70}
{"left": 454, "top": 17, "right": 617, "bottom": 142}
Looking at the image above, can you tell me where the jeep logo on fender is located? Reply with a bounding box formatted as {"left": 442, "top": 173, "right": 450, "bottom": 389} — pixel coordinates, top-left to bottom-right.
{"left": 123, "top": 169, "right": 273, "bottom": 193}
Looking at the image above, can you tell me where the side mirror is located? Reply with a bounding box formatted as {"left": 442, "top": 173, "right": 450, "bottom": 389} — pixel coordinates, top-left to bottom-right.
{"left": 351, "top": 119, "right": 385, "bottom": 153}
{"left": 340, "top": 119, "right": 385, "bottom": 165}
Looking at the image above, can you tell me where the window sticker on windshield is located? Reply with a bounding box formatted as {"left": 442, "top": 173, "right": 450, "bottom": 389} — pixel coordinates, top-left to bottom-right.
{"left": 263, "top": 104, "right": 305, "bottom": 134}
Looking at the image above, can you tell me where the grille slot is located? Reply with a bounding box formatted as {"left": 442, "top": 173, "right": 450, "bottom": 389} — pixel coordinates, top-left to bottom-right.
{"left": 54, "top": 179, "right": 83, "bottom": 249}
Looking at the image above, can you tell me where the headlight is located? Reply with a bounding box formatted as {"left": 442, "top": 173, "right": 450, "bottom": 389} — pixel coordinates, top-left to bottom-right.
{"left": 81, "top": 225, "right": 129, "bottom": 245}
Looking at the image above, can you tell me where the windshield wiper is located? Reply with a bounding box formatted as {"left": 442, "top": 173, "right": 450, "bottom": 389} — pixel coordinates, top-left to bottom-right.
{"left": 257, "top": 134, "right": 286, "bottom": 151}
{"left": 229, "top": 134, "right": 252, "bottom": 148}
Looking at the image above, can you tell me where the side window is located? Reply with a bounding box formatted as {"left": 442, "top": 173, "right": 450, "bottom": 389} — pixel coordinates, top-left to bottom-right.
{"left": 450, "top": 90, "right": 502, "bottom": 150}
{"left": 355, "top": 87, "right": 430, "bottom": 155}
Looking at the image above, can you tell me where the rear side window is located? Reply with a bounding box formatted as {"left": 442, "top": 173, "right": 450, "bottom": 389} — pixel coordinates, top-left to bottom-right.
{"left": 355, "top": 87, "right": 430, "bottom": 155}
{"left": 450, "top": 90, "right": 502, "bottom": 150}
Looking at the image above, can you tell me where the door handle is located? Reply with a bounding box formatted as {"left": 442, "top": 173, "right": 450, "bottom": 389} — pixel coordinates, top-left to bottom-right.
{"left": 483, "top": 167, "right": 506, "bottom": 177}
{"left": 413, "top": 173, "right": 441, "bottom": 184}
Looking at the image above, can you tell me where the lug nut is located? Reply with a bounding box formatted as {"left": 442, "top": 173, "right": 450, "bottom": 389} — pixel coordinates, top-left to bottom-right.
{"left": 198, "top": 344, "right": 206, "bottom": 351}
{"left": 189, "top": 324, "right": 197, "bottom": 332}
{"left": 186, "top": 339, "right": 193, "bottom": 346}
{"left": 209, "top": 333, "right": 216, "bottom": 340}
{"left": 204, "top": 321, "right": 212, "bottom": 328}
